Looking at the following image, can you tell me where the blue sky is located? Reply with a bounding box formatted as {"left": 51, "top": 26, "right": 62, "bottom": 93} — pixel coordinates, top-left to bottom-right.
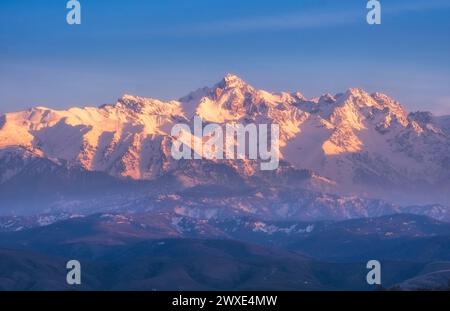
{"left": 1, "top": 0, "right": 449, "bottom": 114}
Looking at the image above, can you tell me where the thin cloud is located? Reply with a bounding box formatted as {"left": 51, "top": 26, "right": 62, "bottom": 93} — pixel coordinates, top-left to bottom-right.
{"left": 168, "top": 0, "right": 450, "bottom": 37}
{"left": 386, "top": 0, "right": 450, "bottom": 13}
{"left": 184, "top": 11, "right": 359, "bottom": 35}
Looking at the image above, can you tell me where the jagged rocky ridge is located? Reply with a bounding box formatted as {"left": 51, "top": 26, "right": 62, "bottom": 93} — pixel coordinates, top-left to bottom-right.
{"left": 0, "top": 74, "right": 449, "bottom": 220}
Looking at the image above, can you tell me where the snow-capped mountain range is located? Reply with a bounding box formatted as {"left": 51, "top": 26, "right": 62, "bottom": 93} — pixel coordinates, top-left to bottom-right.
{"left": 1, "top": 74, "right": 449, "bottom": 214}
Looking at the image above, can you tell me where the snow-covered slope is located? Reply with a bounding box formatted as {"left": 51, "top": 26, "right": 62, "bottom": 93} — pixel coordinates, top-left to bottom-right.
{"left": 285, "top": 88, "right": 450, "bottom": 203}
{"left": 180, "top": 75, "right": 450, "bottom": 204}
{"left": 1, "top": 74, "right": 449, "bottom": 205}
{"left": 180, "top": 74, "right": 307, "bottom": 144}
{"left": 0, "top": 95, "right": 186, "bottom": 180}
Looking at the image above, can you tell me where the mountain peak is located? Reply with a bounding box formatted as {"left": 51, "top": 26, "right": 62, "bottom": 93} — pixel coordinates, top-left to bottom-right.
{"left": 223, "top": 73, "right": 243, "bottom": 82}
{"left": 120, "top": 94, "right": 141, "bottom": 101}
{"left": 345, "top": 87, "right": 370, "bottom": 98}
{"left": 217, "top": 73, "right": 248, "bottom": 89}
{"left": 116, "top": 94, "right": 163, "bottom": 109}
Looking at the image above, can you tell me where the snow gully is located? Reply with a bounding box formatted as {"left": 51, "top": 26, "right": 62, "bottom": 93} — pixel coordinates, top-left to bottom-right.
{"left": 170, "top": 116, "right": 280, "bottom": 171}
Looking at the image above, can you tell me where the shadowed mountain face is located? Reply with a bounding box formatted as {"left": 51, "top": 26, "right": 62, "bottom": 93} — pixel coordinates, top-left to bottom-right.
{"left": 0, "top": 147, "right": 449, "bottom": 222}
